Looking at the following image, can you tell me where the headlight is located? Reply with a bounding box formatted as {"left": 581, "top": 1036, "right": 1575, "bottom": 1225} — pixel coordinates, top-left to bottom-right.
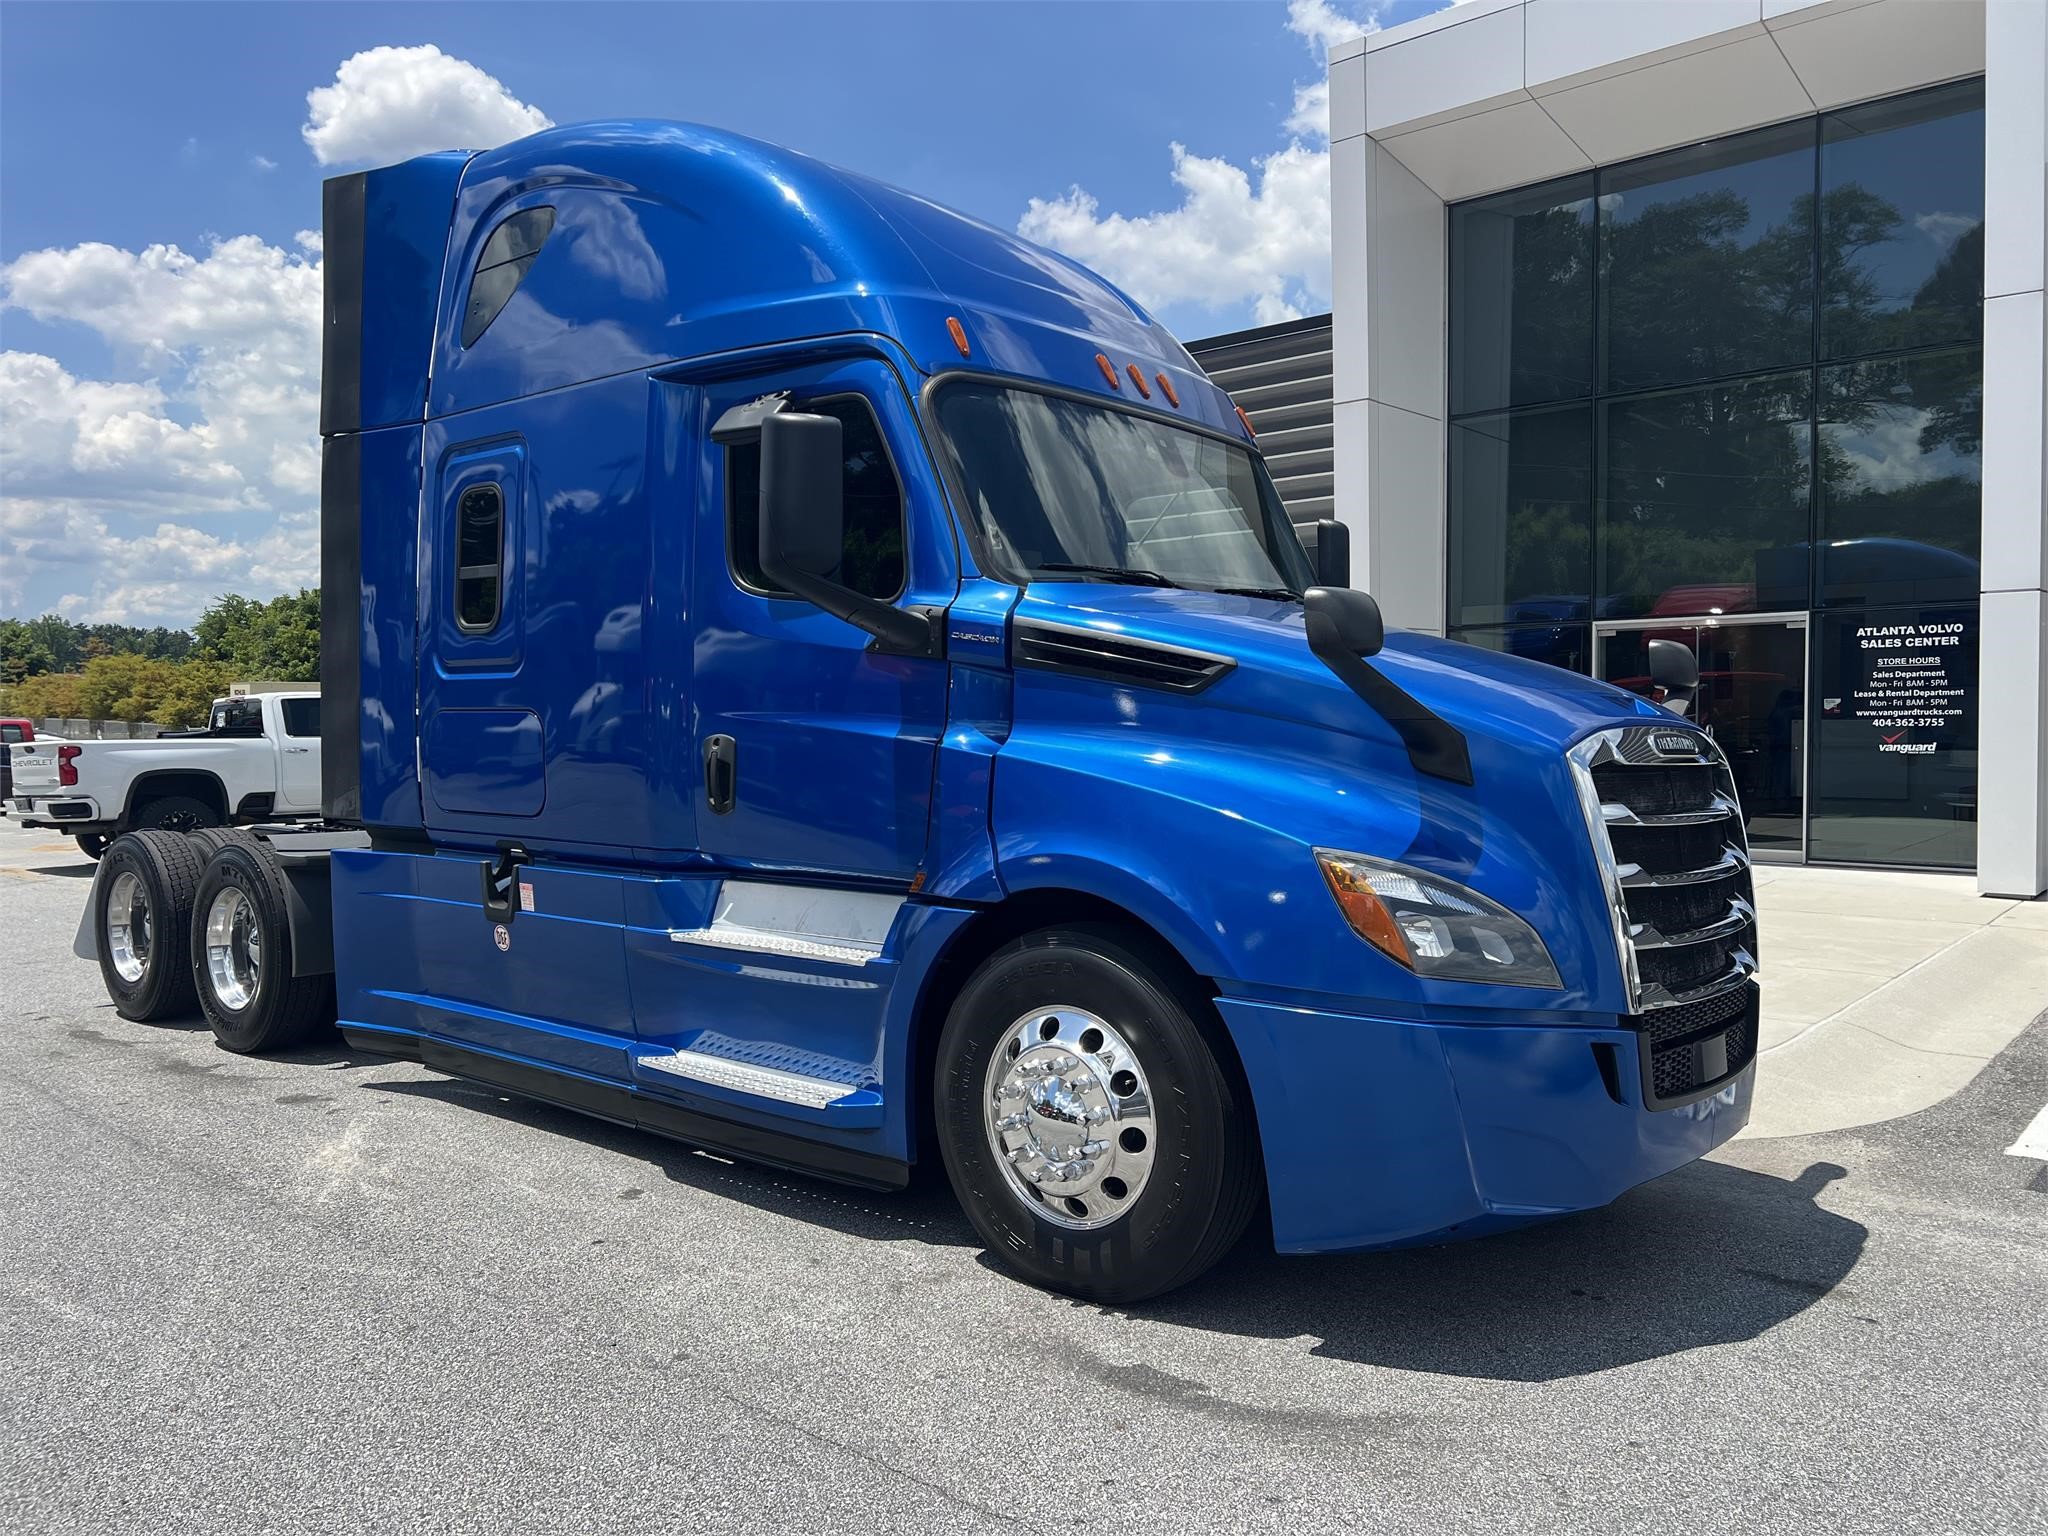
{"left": 1315, "top": 848, "right": 1561, "bottom": 988}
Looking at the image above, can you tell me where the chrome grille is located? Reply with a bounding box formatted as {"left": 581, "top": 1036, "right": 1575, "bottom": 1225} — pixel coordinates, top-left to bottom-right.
{"left": 1569, "top": 724, "right": 1759, "bottom": 1018}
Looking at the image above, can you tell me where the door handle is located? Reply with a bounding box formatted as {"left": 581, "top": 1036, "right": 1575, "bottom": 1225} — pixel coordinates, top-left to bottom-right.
{"left": 703, "top": 734, "right": 737, "bottom": 815}
{"left": 284, "top": 746, "right": 310, "bottom": 754}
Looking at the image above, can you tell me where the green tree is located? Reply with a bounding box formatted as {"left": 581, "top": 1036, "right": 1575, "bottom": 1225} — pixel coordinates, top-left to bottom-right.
{"left": 192, "top": 589, "right": 320, "bottom": 680}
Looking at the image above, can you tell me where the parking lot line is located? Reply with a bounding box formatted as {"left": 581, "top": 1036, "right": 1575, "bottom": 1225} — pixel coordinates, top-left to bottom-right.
{"left": 2004, "top": 1101, "right": 2048, "bottom": 1161}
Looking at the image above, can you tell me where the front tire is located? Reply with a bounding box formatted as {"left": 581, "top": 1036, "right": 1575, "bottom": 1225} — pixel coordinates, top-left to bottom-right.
{"left": 934, "top": 925, "right": 1261, "bottom": 1304}
{"left": 94, "top": 831, "right": 205, "bottom": 1020}
{"left": 191, "top": 842, "right": 335, "bottom": 1054}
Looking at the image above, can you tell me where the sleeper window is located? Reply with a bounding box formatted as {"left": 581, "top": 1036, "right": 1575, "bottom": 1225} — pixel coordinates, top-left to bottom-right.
{"left": 456, "top": 484, "right": 504, "bottom": 631}
{"left": 726, "top": 397, "right": 906, "bottom": 600}
{"left": 462, "top": 207, "right": 554, "bottom": 347}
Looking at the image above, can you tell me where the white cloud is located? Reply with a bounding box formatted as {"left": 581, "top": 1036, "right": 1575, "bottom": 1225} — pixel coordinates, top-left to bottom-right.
{"left": 252, "top": 154, "right": 278, "bottom": 172}
{"left": 1913, "top": 211, "right": 1978, "bottom": 253}
{"left": 302, "top": 43, "right": 551, "bottom": 167}
{"left": 1, "top": 234, "right": 323, "bottom": 624}
{"left": 1015, "top": 2, "right": 1384, "bottom": 328}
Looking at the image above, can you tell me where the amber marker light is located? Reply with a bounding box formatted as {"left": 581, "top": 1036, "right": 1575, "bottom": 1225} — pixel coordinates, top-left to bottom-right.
{"left": 1316, "top": 851, "right": 1411, "bottom": 969}
{"left": 1125, "top": 363, "right": 1152, "bottom": 398}
{"left": 1095, "top": 352, "right": 1122, "bottom": 389}
{"left": 1235, "top": 405, "right": 1258, "bottom": 438}
{"left": 946, "top": 316, "right": 971, "bottom": 358}
{"left": 1155, "top": 373, "right": 1180, "bottom": 408}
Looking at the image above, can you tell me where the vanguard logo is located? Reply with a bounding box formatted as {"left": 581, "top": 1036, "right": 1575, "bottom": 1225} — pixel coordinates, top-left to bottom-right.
{"left": 1878, "top": 740, "right": 1937, "bottom": 755}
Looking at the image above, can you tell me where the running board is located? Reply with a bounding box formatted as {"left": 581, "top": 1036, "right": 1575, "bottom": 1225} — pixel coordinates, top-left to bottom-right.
{"left": 639, "top": 1048, "right": 855, "bottom": 1110}
{"left": 410, "top": 1036, "right": 905, "bottom": 1190}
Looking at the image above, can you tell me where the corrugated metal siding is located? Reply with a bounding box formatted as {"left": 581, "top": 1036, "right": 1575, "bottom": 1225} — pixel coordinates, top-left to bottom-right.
{"left": 1184, "top": 314, "right": 1334, "bottom": 530}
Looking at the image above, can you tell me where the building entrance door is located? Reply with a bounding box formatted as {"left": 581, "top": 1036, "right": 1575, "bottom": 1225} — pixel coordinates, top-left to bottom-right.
{"left": 1595, "top": 615, "right": 1808, "bottom": 860}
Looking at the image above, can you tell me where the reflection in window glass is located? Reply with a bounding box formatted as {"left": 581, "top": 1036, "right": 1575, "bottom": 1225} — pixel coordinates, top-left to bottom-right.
{"left": 1810, "top": 605, "right": 1976, "bottom": 867}
{"left": 1816, "top": 347, "right": 1981, "bottom": 606}
{"left": 1821, "top": 81, "right": 1984, "bottom": 360}
{"left": 280, "top": 698, "right": 322, "bottom": 739}
{"left": 1599, "top": 121, "right": 1816, "bottom": 394}
{"left": 1449, "top": 174, "right": 1595, "bottom": 415}
{"left": 1449, "top": 623, "right": 1590, "bottom": 676}
{"left": 1601, "top": 372, "right": 1813, "bottom": 619}
{"left": 1448, "top": 404, "right": 1593, "bottom": 628}
{"left": 728, "top": 398, "right": 906, "bottom": 600}
{"left": 455, "top": 484, "right": 504, "bottom": 632}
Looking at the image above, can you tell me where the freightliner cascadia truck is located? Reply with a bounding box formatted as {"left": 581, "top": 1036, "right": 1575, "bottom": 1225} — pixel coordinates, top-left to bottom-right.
{"left": 75, "top": 122, "right": 1758, "bottom": 1302}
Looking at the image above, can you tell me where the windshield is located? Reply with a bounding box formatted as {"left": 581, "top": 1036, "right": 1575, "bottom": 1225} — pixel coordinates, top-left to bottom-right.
{"left": 932, "top": 380, "right": 1313, "bottom": 596}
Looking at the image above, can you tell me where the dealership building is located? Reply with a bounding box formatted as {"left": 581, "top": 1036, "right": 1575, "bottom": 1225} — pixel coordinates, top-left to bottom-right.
{"left": 1217, "top": 0, "right": 2046, "bottom": 898}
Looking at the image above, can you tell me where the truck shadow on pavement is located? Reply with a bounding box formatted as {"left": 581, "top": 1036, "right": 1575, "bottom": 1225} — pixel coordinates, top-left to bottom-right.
{"left": 1144, "top": 1159, "right": 1865, "bottom": 1382}
{"left": 365, "top": 1074, "right": 1862, "bottom": 1381}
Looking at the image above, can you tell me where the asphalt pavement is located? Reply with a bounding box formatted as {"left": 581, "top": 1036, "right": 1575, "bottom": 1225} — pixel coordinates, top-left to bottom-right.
{"left": 2, "top": 816, "right": 2044, "bottom": 1534}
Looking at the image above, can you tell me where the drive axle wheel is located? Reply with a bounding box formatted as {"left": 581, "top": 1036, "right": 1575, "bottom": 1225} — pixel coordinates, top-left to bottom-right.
{"left": 94, "top": 831, "right": 205, "bottom": 1020}
{"left": 935, "top": 925, "right": 1261, "bottom": 1304}
{"left": 190, "top": 841, "right": 334, "bottom": 1054}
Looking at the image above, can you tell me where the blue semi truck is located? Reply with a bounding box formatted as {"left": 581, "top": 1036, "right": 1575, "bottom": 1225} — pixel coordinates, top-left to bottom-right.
{"left": 78, "top": 122, "right": 1757, "bottom": 1302}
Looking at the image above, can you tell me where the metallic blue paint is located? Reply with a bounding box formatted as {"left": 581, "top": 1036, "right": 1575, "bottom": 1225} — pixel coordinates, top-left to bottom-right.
{"left": 1217, "top": 998, "right": 1754, "bottom": 1252}
{"left": 326, "top": 119, "right": 1748, "bottom": 1249}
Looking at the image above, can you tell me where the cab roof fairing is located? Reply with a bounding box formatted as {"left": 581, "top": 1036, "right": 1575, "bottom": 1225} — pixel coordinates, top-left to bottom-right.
{"left": 421, "top": 120, "right": 1243, "bottom": 437}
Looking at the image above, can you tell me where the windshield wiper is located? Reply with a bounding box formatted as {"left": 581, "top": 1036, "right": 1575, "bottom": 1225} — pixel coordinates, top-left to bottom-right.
{"left": 1209, "top": 585, "right": 1302, "bottom": 601}
{"left": 1032, "top": 562, "right": 1182, "bottom": 588}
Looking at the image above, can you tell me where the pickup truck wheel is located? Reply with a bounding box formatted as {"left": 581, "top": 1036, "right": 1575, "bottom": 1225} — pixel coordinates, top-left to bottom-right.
{"left": 134, "top": 794, "right": 220, "bottom": 835}
{"left": 935, "top": 925, "right": 1261, "bottom": 1304}
{"left": 191, "top": 841, "right": 333, "bottom": 1053}
{"left": 95, "top": 831, "right": 205, "bottom": 1020}
{"left": 74, "top": 833, "right": 108, "bottom": 861}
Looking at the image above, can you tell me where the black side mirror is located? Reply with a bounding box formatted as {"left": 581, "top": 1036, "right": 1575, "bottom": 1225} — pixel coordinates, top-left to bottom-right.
{"left": 1302, "top": 585, "right": 1384, "bottom": 658}
{"left": 759, "top": 412, "right": 845, "bottom": 585}
{"left": 1647, "top": 637, "right": 1700, "bottom": 716}
{"left": 757, "top": 412, "right": 931, "bottom": 655}
{"left": 1310, "top": 519, "right": 1351, "bottom": 588}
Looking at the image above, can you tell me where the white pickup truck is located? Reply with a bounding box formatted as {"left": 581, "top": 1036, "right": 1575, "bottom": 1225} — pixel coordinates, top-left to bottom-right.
{"left": 5, "top": 691, "right": 322, "bottom": 858}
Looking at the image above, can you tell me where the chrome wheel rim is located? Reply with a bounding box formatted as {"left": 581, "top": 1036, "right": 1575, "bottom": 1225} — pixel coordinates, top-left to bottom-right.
{"left": 983, "top": 1004, "right": 1157, "bottom": 1230}
{"left": 204, "top": 888, "right": 261, "bottom": 1011}
{"left": 105, "top": 871, "right": 150, "bottom": 983}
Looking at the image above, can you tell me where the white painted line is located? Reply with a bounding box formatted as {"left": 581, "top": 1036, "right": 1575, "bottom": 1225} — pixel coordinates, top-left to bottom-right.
{"left": 2004, "top": 1102, "right": 2048, "bottom": 1161}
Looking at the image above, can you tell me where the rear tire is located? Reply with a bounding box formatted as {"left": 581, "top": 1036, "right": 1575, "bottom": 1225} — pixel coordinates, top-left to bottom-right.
{"left": 191, "top": 841, "right": 334, "bottom": 1053}
{"left": 188, "top": 826, "right": 255, "bottom": 859}
{"left": 934, "top": 924, "right": 1261, "bottom": 1304}
{"left": 74, "top": 832, "right": 108, "bottom": 861}
{"left": 94, "top": 831, "right": 205, "bottom": 1020}
{"left": 133, "top": 794, "right": 219, "bottom": 834}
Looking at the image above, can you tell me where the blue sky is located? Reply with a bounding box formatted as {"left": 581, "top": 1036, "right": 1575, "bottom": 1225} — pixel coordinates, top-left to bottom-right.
{"left": 0, "top": 0, "right": 1451, "bottom": 626}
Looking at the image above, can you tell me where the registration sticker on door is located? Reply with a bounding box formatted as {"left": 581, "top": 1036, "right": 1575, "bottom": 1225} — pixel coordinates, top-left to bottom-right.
{"left": 519, "top": 881, "right": 535, "bottom": 913}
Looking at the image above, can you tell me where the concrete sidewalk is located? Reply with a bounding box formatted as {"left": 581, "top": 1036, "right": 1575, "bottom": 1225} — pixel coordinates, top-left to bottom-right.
{"left": 1745, "top": 863, "right": 2048, "bottom": 1138}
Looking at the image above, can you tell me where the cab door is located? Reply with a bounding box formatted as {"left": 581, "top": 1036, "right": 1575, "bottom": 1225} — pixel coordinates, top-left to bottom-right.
{"left": 689, "top": 359, "right": 952, "bottom": 881}
{"left": 273, "top": 696, "right": 323, "bottom": 812}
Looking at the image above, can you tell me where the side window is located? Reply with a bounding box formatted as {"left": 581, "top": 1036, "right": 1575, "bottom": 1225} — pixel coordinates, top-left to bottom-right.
{"left": 462, "top": 207, "right": 554, "bottom": 347}
{"left": 726, "top": 397, "right": 907, "bottom": 600}
{"left": 455, "top": 484, "right": 504, "bottom": 631}
{"left": 0, "top": 724, "right": 24, "bottom": 744}
{"left": 281, "top": 698, "right": 322, "bottom": 739}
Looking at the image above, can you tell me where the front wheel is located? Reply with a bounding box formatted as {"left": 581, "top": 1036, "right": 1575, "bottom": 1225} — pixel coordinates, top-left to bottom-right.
{"left": 934, "top": 925, "right": 1262, "bottom": 1304}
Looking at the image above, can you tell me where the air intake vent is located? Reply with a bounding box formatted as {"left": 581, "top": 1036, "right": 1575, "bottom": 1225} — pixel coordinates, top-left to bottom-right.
{"left": 1012, "top": 618, "right": 1233, "bottom": 694}
{"left": 1569, "top": 723, "right": 1761, "bottom": 1107}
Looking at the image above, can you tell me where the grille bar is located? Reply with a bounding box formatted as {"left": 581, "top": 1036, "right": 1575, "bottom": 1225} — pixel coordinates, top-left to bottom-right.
{"left": 1569, "top": 724, "right": 1760, "bottom": 1033}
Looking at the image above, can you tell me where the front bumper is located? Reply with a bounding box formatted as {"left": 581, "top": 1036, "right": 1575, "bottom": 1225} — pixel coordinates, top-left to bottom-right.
{"left": 1215, "top": 997, "right": 1753, "bottom": 1253}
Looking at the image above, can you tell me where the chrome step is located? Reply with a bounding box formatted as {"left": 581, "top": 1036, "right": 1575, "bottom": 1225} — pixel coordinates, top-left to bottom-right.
{"left": 638, "top": 1049, "right": 854, "bottom": 1109}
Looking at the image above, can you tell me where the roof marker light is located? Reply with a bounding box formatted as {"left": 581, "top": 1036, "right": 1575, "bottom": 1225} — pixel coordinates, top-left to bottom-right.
{"left": 946, "top": 316, "right": 971, "bottom": 358}
{"left": 1155, "top": 373, "right": 1180, "bottom": 408}
{"left": 1095, "top": 353, "right": 1121, "bottom": 390}
{"left": 1125, "top": 363, "right": 1152, "bottom": 399}
{"left": 1235, "top": 405, "right": 1258, "bottom": 438}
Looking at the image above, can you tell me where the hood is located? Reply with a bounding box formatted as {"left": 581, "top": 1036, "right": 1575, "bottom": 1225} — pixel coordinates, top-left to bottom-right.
{"left": 1013, "top": 584, "right": 1670, "bottom": 759}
